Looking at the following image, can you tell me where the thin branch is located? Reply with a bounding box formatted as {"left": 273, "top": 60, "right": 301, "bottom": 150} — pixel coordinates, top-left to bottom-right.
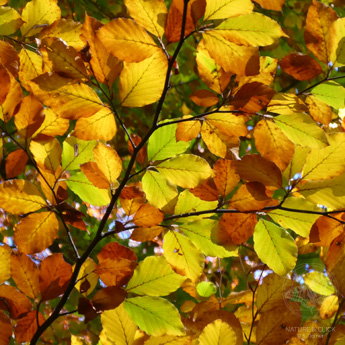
{"left": 30, "top": 2, "right": 192, "bottom": 343}
{"left": 297, "top": 74, "right": 345, "bottom": 95}
{"left": 58, "top": 309, "right": 78, "bottom": 317}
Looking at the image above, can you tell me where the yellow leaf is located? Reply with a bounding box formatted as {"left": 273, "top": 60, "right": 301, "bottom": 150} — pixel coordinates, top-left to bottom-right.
{"left": 30, "top": 138, "right": 62, "bottom": 174}
{"left": 29, "top": 73, "right": 104, "bottom": 119}
{"left": 267, "top": 93, "right": 308, "bottom": 114}
{"left": 124, "top": 0, "right": 167, "bottom": 37}
{"left": 74, "top": 107, "right": 116, "bottom": 141}
{"left": 302, "top": 134, "right": 345, "bottom": 180}
{"left": 97, "top": 18, "right": 160, "bottom": 63}
{"left": 163, "top": 231, "right": 204, "bottom": 283}
{"left": 74, "top": 258, "right": 98, "bottom": 296}
{"left": 142, "top": 170, "right": 178, "bottom": 211}
{"left": 0, "top": 245, "right": 11, "bottom": 284}
{"left": 253, "top": 119, "right": 294, "bottom": 171}
{"left": 202, "top": 33, "right": 260, "bottom": 76}
{"left": 156, "top": 154, "right": 214, "bottom": 188}
{"left": 100, "top": 304, "right": 137, "bottom": 345}
{"left": 320, "top": 295, "right": 338, "bottom": 319}
{"left": 18, "top": 48, "right": 44, "bottom": 90}
{"left": 81, "top": 15, "right": 122, "bottom": 87}
{"left": 15, "top": 211, "right": 59, "bottom": 254}
{"left": 305, "top": 95, "right": 333, "bottom": 126}
{"left": 0, "top": 6, "right": 23, "bottom": 35}
{"left": 21, "top": 0, "right": 61, "bottom": 37}
{"left": 196, "top": 42, "right": 232, "bottom": 95}
{"left": 330, "top": 18, "right": 345, "bottom": 66}
{"left": 93, "top": 143, "right": 122, "bottom": 189}
{"left": 304, "top": 0, "right": 337, "bottom": 64}
{"left": 198, "top": 319, "right": 238, "bottom": 345}
{"left": 0, "top": 180, "right": 45, "bottom": 215}
{"left": 204, "top": 0, "right": 253, "bottom": 21}
{"left": 213, "top": 159, "right": 240, "bottom": 197}
{"left": 176, "top": 116, "right": 201, "bottom": 142}
{"left": 215, "top": 13, "right": 287, "bottom": 47}
{"left": 11, "top": 253, "right": 39, "bottom": 299}
{"left": 33, "top": 107, "right": 69, "bottom": 138}
{"left": 39, "top": 18, "right": 84, "bottom": 51}
{"left": 120, "top": 50, "right": 168, "bottom": 107}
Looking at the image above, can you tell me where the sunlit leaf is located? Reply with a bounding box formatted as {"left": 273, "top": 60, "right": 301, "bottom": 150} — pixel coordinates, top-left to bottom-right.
{"left": 0, "top": 6, "right": 23, "bottom": 35}
{"left": 198, "top": 319, "right": 237, "bottom": 345}
{"left": 204, "top": 0, "right": 253, "bottom": 21}
{"left": 320, "top": 295, "right": 338, "bottom": 319}
{"left": 304, "top": 271, "right": 335, "bottom": 296}
{"left": 15, "top": 311, "right": 45, "bottom": 343}
{"left": 311, "top": 81, "right": 345, "bottom": 109}
{"left": 0, "top": 245, "right": 11, "bottom": 285}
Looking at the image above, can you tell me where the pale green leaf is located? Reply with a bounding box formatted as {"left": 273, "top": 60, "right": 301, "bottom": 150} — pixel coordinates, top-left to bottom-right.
{"left": 196, "top": 281, "right": 217, "bottom": 298}
{"left": 66, "top": 172, "right": 111, "bottom": 206}
{"left": 124, "top": 296, "right": 185, "bottom": 336}
{"left": 253, "top": 219, "right": 298, "bottom": 275}
{"left": 215, "top": 13, "right": 287, "bottom": 47}
{"left": 269, "top": 198, "right": 321, "bottom": 237}
{"left": 156, "top": 154, "right": 214, "bottom": 188}
{"left": 148, "top": 122, "right": 189, "bottom": 161}
{"left": 274, "top": 113, "right": 328, "bottom": 149}
{"left": 304, "top": 271, "right": 335, "bottom": 296}
{"left": 311, "top": 81, "right": 345, "bottom": 109}
{"left": 142, "top": 171, "right": 178, "bottom": 211}
{"left": 126, "top": 256, "right": 185, "bottom": 296}
{"left": 163, "top": 231, "right": 204, "bottom": 282}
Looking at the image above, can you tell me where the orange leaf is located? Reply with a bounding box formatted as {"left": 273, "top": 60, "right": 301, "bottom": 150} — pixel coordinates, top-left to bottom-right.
{"left": 219, "top": 213, "right": 258, "bottom": 244}
{"left": 15, "top": 311, "right": 45, "bottom": 343}
{"left": 190, "top": 89, "right": 219, "bottom": 107}
{"left": 305, "top": 95, "right": 333, "bottom": 126}
{"left": 39, "top": 253, "right": 73, "bottom": 301}
{"left": 0, "top": 67, "right": 10, "bottom": 105}
{"left": 92, "top": 286, "right": 127, "bottom": 311}
{"left": 0, "top": 245, "right": 11, "bottom": 285}
{"left": 176, "top": 116, "right": 201, "bottom": 142}
{"left": 80, "top": 161, "right": 110, "bottom": 189}
{"left": 0, "top": 180, "right": 45, "bottom": 215}
{"left": 5, "top": 149, "right": 28, "bottom": 179}
{"left": 228, "top": 182, "right": 278, "bottom": 212}
{"left": 11, "top": 253, "right": 39, "bottom": 299}
{"left": 97, "top": 18, "right": 160, "bottom": 63}
{"left": 253, "top": 119, "right": 295, "bottom": 171}
{"left": 189, "top": 178, "right": 219, "bottom": 201}
{"left": 0, "top": 285, "right": 31, "bottom": 319}
{"left": 130, "top": 226, "right": 164, "bottom": 242}
{"left": 232, "top": 82, "right": 275, "bottom": 113}
{"left": 0, "top": 40, "right": 19, "bottom": 76}
{"left": 128, "top": 134, "right": 147, "bottom": 165}
{"left": 120, "top": 185, "right": 145, "bottom": 200}
{"left": 133, "top": 204, "right": 164, "bottom": 227}
{"left": 213, "top": 159, "right": 241, "bottom": 197}
{"left": 98, "top": 242, "right": 137, "bottom": 263}
{"left": 280, "top": 53, "right": 323, "bottom": 81}
{"left": 95, "top": 258, "right": 137, "bottom": 287}
{"left": 15, "top": 211, "right": 59, "bottom": 254}
{"left": 304, "top": 0, "right": 338, "bottom": 63}
{"left": 0, "top": 311, "right": 12, "bottom": 345}
{"left": 309, "top": 215, "right": 344, "bottom": 247}
{"left": 235, "top": 154, "right": 282, "bottom": 189}
{"left": 81, "top": 15, "right": 121, "bottom": 87}
{"left": 253, "top": 0, "right": 285, "bottom": 11}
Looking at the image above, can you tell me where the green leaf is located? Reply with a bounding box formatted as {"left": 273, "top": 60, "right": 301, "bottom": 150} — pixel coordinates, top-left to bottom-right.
{"left": 142, "top": 170, "right": 178, "bottom": 211}
{"left": 253, "top": 219, "right": 298, "bottom": 275}
{"left": 163, "top": 231, "right": 204, "bottom": 282}
{"left": 66, "top": 171, "right": 111, "bottom": 206}
{"left": 147, "top": 122, "right": 189, "bottom": 161}
{"left": 124, "top": 296, "right": 185, "bottom": 336}
{"left": 311, "top": 81, "right": 345, "bottom": 109}
{"left": 215, "top": 13, "right": 287, "bottom": 47}
{"left": 62, "top": 137, "right": 97, "bottom": 171}
{"left": 269, "top": 198, "right": 321, "bottom": 237}
{"left": 196, "top": 281, "right": 217, "bottom": 298}
{"left": 304, "top": 271, "right": 335, "bottom": 296}
{"left": 126, "top": 256, "right": 186, "bottom": 296}
{"left": 156, "top": 154, "right": 214, "bottom": 188}
{"left": 274, "top": 113, "right": 328, "bottom": 149}
{"left": 179, "top": 219, "right": 237, "bottom": 258}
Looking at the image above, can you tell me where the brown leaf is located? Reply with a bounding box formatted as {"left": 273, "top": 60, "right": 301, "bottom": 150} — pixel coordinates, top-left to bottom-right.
{"left": 189, "top": 178, "right": 219, "bottom": 201}
{"left": 190, "top": 89, "right": 219, "bottom": 107}
{"left": 133, "top": 204, "right": 164, "bottom": 227}
{"left": 304, "top": 0, "right": 338, "bottom": 63}
{"left": 92, "top": 286, "right": 127, "bottom": 311}
{"left": 0, "top": 311, "right": 12, "bottom": 345}
{"left": 0, "top": 285, "right": 32, "bottom": 319}
{"left": 235, "top": 154, "right": 283, "bottom": 189}
{"left": 280, "top": 53, "right": 323, "bottom": 81}
{"left": 97, "top": 242, "right": 137, "bottom": 263}
{"left": 253, "top": 0, "right": 285, "bottom": 11}
{"left": 5, "top": 149, "right": 28, "bottom": 179}
{"left": 80, "top": 161, "right": 110, "bottom": 189}
{"left": 120, "top": 185, "right": 145, "bottom": 200}
{"left": 0, "top": 41, "right": 19, "bottom": 76}
{"left": 39, "top": 253, "right": 73, "bottom": 301}
{"left": 15, "top": 311, "right": 45, "bottom": 343}
{"left": 128, "top": 134, "right": 147, "bottom": 165}
{"left": 232, "top": 82, "right": 275, "bottom": 113}
{"left": 213, "top": 159, "right": 241, "bottom": 197}
{"left": 78, "top": 297, "right": 99, "bottom": 323}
